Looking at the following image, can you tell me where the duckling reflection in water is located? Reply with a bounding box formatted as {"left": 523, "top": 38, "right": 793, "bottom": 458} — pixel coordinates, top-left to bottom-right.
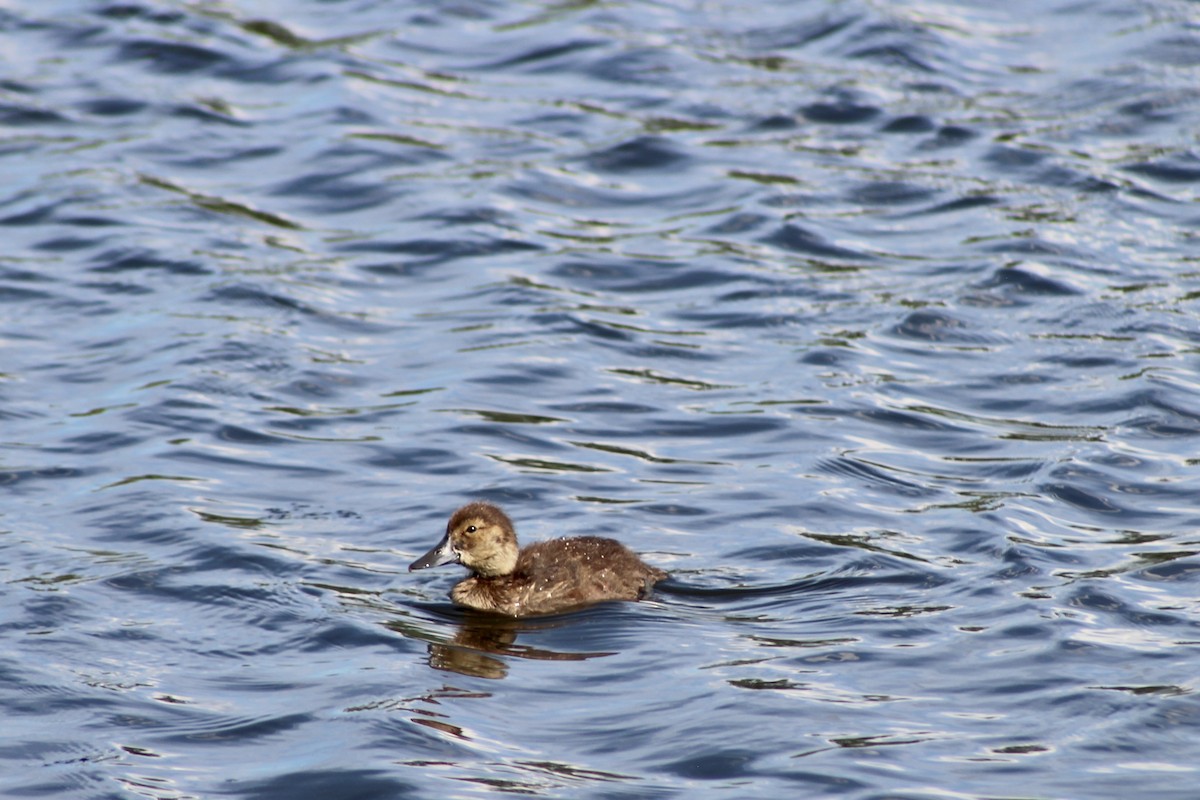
{"left": 409, "top": 502, "right": 667, "bottom": 617}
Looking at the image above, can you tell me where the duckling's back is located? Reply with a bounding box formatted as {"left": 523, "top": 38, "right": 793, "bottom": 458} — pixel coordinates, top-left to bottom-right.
{"left": 516, "top": 536, "right": 667, "bottom": 615}
{"left": 455, "top": 535, "right": 666, "bottom": 616}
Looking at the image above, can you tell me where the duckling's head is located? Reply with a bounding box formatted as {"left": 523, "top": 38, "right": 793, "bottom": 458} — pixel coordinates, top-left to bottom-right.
{"left": 409, "top": 502, "right": 519, "bottom": 578}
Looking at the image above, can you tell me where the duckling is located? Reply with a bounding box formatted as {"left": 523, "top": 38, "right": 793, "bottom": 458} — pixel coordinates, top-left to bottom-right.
{"left": 409, "top": 502, "right": 667, "bottom": 616}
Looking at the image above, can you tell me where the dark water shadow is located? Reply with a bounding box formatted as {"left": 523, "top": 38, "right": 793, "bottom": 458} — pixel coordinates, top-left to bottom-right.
{"left": 387, "top": 606, "right": 618, "bottom": 679}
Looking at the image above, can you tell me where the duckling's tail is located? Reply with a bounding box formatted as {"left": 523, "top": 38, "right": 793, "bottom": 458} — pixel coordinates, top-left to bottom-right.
{"left": 639, "top": 566, "right": 669, "bottom": 598}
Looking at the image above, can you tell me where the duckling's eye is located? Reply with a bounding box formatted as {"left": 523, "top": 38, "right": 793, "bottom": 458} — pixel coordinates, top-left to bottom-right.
{"left": 466, "top": 525, "right": 477, "bottom": 533}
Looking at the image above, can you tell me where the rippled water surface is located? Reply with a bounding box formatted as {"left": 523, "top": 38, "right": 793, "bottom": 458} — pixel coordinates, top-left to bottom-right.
{"left": 4, "top": 0, "right": 1200, "bottom": 797}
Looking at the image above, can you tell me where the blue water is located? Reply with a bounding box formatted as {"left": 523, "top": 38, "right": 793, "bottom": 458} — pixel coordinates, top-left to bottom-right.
{"left": 3, "top": 0, "right": 1200, "bottom": 798}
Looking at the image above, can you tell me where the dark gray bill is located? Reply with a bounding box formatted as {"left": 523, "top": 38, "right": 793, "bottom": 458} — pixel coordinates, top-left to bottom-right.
{"left": 409, "top": 533, "right": 459, "bottom": 571}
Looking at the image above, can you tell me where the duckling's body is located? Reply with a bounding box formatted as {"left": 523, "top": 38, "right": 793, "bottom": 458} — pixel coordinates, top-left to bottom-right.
{"left": 410, "top": 502, "right": 667, "bottom": 617}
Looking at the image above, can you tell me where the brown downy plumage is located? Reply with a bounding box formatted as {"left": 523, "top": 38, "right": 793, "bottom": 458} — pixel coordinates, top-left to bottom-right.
{"left": 410, "top": 502, "right": 667, "bottom": 616}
